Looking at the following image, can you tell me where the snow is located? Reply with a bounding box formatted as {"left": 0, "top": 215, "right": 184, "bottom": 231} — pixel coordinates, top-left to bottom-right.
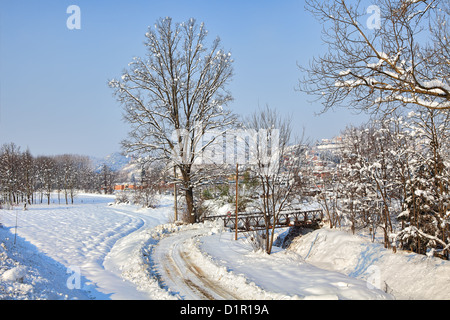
{"left": 198, "top": 231, "right": 390, "bottom": 300}
{"left": 0, "top": 193, "right": 172, "bottom": 300}
{"left": 1, "top": 266, "right": 27, "bottom": 282}
{"left": 339, "top": 69, "right": 351, "bottom": 76}
{"left": 1, "top": 193, "right": 449, "bottom": 300}
{"left": 289, "top": 228, "right": 450, "bottom": 299}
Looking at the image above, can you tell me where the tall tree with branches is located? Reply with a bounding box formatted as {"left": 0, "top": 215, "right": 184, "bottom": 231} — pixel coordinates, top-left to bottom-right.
{"left": 298, "top": 0, "right": 449, "bottom": 114}
{"left": 109, "top": 17, "right": 236, "bottom": 223}
{"left": 245, "top": 106, "right": 305, "bottom": 254}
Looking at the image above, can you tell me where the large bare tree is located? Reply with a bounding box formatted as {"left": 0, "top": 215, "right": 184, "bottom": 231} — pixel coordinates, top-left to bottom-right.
{"left": 298, "top": 0, "right": 449, "bottom": 114}
{"left": 245, "top": 106, "right": 305, "bottom": 254}
{"left": 109, "top": 17, "right": 235, "bottom": 223}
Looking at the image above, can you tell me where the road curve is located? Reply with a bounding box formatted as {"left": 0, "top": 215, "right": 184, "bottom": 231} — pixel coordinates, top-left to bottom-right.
{"left": 152, "top": 227, "right": 239, "bottom": 300}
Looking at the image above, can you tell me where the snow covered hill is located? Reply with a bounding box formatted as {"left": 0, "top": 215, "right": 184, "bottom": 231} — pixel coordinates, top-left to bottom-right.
{"left": 1, "top": 193, "right": 449, "bottom": 300}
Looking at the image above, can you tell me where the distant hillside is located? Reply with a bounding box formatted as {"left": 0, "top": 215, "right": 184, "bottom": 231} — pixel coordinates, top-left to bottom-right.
{"left": 91, "top": 152, "right": 132, "bottom": 173}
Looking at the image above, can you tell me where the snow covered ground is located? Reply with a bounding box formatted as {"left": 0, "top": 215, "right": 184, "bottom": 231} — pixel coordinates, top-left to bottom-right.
{"left": 0, "top": 193, "right": 173, "bottom": 299}
{"left": 289, "top": 228, "right": 450, "bottom": 300}
{"left": 0, "top": 193, "right": 449, "bottom": 300}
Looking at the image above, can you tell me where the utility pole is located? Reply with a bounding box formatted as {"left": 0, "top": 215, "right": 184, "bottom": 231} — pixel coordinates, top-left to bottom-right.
{"left": 174, "top": 166, "right": 178, "bottom": 222}
{"left": 235, "top": 163, "right": 238, "bottom": 241}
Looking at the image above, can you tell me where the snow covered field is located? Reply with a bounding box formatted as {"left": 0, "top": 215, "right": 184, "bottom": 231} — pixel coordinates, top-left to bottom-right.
{"left": 0, "top": 193, "right": 173, "bottom": 299}
{"left": 0, "top": 193, "right": 449, "bottom": 301}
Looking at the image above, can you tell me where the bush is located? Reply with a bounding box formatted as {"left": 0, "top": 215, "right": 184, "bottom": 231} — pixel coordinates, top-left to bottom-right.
{"left": 202, "top": 188, "right": 214, "bottom": 200}
{"left": 115, "top": 192, "right": 130, "bottom": 204}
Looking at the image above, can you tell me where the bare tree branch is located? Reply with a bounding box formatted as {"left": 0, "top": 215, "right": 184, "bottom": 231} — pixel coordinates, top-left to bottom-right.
{"left": 298, "top": 0, "right": 449, "bottom": 114}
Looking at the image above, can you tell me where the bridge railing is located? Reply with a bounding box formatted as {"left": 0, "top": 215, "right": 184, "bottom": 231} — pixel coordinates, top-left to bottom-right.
{"left": 201, "top": 209, "right": 323, "bottom": 232}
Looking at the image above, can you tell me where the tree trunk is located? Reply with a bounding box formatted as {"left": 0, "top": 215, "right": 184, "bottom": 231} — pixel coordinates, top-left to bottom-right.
{"left": 185, "top": 187, "right": 195, "bottom": 224}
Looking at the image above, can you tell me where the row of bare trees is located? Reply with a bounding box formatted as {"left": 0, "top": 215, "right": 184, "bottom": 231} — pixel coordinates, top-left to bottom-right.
{"left": 0, "top": 143, "right": 112, "bottom": 207}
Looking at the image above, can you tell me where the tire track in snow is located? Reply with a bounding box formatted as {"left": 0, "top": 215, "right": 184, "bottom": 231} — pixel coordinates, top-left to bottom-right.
{"left": 153, "top": 228, "right": 239, "bottom": 300}
{"left": 0, "top": 200, "right": 154, "bottom": 299}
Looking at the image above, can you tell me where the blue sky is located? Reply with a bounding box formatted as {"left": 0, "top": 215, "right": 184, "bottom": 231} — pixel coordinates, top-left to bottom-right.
{"left": 0, "top": 0, "right": 369, "bottom": 157}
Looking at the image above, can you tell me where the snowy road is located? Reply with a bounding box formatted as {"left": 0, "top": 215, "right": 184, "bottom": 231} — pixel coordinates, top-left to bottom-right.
{"left": 152, "top": 225, "right": 392, "bottom": 300}
{"left": 1, "top": 193, "right": 393, "bottom": 300}
{"left": 153, "top": 227, "right": 240, "bottom": 300}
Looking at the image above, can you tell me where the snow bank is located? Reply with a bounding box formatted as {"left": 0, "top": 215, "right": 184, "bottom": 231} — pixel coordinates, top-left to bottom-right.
{"left": 288, "top": 228, "right": 450, "bottom": 299}
{"left": 1, "top": 266, "right": 27, "bottom": 282}
{"left": 198, "top": 227, "right": 391, "bottom": 300}
{"left": 185, "top": 226, "right": 301, "bottom": 300}
{"left": 118, "top": 223, "right": 181, "bottom": 300}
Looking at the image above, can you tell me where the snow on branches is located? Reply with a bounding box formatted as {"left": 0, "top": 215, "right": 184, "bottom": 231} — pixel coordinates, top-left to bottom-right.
{"left": 298, "top": 0, "right": 450, "bottom": 113}
{"left": 108, "top": 17, "right": 236, "bottom": 223}
{"left": 334, "top": 109, "right": 450, "bottom": 259}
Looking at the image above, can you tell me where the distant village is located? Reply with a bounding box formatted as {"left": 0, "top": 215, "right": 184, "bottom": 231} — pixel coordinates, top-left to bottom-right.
{"left": 112, "top": 137, "right": 344, "bottom": 194}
